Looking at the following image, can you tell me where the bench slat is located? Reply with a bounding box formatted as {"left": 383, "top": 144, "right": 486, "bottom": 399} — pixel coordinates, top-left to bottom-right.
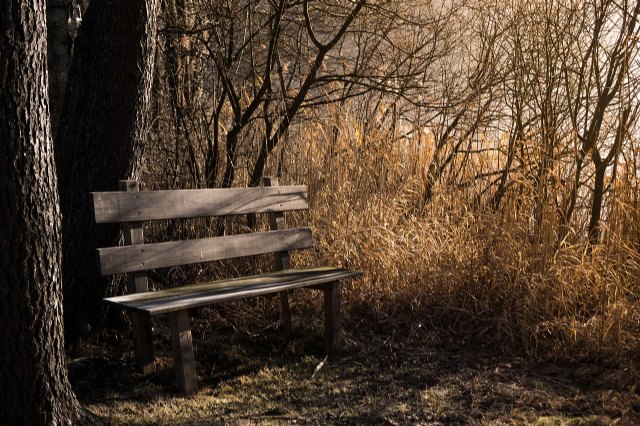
{"left": 104, "top": 266, "right": 363, "bottom": 315}
{"left": 92, "top": 185, "right": 308, "bottom": 224}
{"left": 97, "top": 228, "right": 313, "bottom": 275}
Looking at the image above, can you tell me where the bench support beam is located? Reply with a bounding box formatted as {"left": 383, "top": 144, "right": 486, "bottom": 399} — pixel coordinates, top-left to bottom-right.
{"left": 131, "top": 311, "right": 155, "bottom": 375}
{"left": 264, "top": 176, "right": 298, "bottom": 336}
{"left": 120, "top": 180, "right": 156, "bottom": 375}
{"left": 279, "top": 291, "right": 294, "bottom": 335}
{"left": 170, "top": 310, "right": 198, "bottom": 396}
{"left": 323, "top": 282, "right": 341, "bottom": 357}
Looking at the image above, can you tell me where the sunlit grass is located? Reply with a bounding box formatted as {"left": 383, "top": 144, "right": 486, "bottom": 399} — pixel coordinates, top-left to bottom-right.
{"left": 276, "top": 112, "right": 640, "bottom": 364}
{"left": 141, "top": 102, "right": 640, "bottom": 365}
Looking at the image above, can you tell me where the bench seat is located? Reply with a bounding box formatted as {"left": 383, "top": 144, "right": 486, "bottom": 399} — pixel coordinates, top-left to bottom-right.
{"left": 104, "top": 266, "right": 362, "bottom": 315}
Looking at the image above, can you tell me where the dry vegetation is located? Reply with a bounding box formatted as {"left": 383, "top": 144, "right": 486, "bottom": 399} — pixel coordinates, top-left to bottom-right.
{"left": 77, "top": 103, "right": 639, "bottom": 423}
{"left": 71, "top": 0, "right": 640, "bottom": 422}
{"left": 264, "top": 107, "right": 640, "bottom": 365}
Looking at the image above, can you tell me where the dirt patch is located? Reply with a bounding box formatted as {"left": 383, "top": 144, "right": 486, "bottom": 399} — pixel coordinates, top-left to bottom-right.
{"left": 69, "top": 320, "right": 640, "bottom": 425}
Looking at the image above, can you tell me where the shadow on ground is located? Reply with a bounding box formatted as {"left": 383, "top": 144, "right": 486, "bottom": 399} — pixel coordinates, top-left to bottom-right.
{"left": 69, "top": 318, "right": 640, "bottom": 425}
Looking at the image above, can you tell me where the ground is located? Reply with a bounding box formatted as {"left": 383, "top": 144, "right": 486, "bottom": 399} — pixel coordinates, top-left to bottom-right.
{"left": 69, "top": 315, "right": 640, "bottom": 425}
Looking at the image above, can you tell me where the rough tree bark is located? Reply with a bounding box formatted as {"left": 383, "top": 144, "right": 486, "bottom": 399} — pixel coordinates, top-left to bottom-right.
{"left": 46, "top": 0, "right": 83, "bottom": 131}
{"left": 0, "top": 0, "right": 88, "bottom": 422}
{"left": 55, "top": 0, "right": 160, "bottom": 337}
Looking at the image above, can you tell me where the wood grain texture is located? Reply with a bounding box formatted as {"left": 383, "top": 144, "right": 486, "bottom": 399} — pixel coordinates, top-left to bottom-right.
{"left": 324, "top": 282, "right": 341, "bottom": 358}
{"left": 264, "top": 178, "right": 292, "bottom": 270}
{"left": 170, "top": 310, "right": 197, "bottom": 396}
{"left": 92, "top": 185, "right": 308, "bottom": 223}
{"left": 104, "top": 267, "right": 362, "bottom": 315}
{"left": 264, "top": 177, "right": 295, "bottom": 335}
{"left": 120, "top": 180, "right": 155, "bottom": 376}
{"left": 97, "top": 227, "right": 313, "bottom": 276}
{"left": 132, "top": 311, "right": 155, "bottom": 376}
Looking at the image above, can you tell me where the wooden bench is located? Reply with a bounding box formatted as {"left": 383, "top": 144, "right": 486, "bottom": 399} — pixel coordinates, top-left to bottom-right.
{"left": 92, "top": 178, "right": 362, "bottom": 395}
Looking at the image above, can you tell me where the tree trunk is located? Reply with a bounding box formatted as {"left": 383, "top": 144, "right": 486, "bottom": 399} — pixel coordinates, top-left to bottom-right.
{"left": 558, "top": 156, "right": 584, "bottom": 243}
{"left": 55, "top": 0, "right": 160, "bottom": 338}
{"left": 47, "top": 0, "right": 83, "bottom": 132}
{"left": 588, "top": 163, "right": 607, "bottom": 245}
{"left": 0, "top": 0, "right": 88, "bottom": 422}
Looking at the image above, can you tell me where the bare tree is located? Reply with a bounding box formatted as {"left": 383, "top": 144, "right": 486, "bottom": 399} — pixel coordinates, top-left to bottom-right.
{"left": 560, "top": 0, "right": 640, "bottom": 244}
{"left": 154, "top": 0, "right": 454, "bottom": 192}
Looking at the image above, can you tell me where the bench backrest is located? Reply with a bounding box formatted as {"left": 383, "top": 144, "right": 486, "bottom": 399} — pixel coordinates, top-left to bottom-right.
{"left": 92, "top": 178, "right": 309, "bottom": 287}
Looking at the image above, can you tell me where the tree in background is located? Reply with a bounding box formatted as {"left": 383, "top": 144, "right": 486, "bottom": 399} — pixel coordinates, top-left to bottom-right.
{"left": 0, "top": 0, "right": 89, "bottom": 422}
{"left": 55, "top": 0, "right": 160, "bottom": 337}
{"left": 46, "top": 0, "right": 84, "bottom": 131}
{"left": 561, "top": 0, "right": 640, "bottom": 244}
{"left": 154, "top": 0, "right": 453, "bottom": 191}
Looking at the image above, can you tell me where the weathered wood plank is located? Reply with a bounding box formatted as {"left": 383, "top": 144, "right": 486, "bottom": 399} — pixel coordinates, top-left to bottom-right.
{"left": 264, "top": 178, "right": 292, "bottom": 271}
{"left": 92, "top": 185, "right": 308, "bottom": 224}
{"left": 323, "top": 282, "right": 341, "bottom": 358}
{"left": 120, "top": 180, "right": 155, "bottom": 376}
{"left": 264, "top": 177, "right": 295, "bottom": 336}
{"left": 104, "top": 266, "right": 362, "bottom": 316}
{"left": 131, "top": 312, "right": 155, "bottom": 375}
{"left": 97, "top": 227, "right": 313, "bottom": 276}
{"left": 170, "top": 310, "right": 198, "bottom": 396}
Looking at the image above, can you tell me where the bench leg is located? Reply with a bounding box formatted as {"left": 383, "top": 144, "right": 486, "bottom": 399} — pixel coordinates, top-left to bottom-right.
{"left": 169, "top": 310, "right": 198, "bottom": 396}
{"left": 323, "top": 283, "right": 341, "bottom": 358}
{"left": 131, "top": 311, "right": 155, "bottom": 375}
{"left": 279, "top": 291, "right": 293, "bottom": 336}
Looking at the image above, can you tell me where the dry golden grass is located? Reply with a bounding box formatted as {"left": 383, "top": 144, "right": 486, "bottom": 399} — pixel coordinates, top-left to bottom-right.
{"left": 272, "top": 114, "right": 640, "bottom": 365}
{"left": 83, "top": 106, "right": 640, "bottom": 424}
{"left": 141, "top": 105, "right": 640, "bottom": 366}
